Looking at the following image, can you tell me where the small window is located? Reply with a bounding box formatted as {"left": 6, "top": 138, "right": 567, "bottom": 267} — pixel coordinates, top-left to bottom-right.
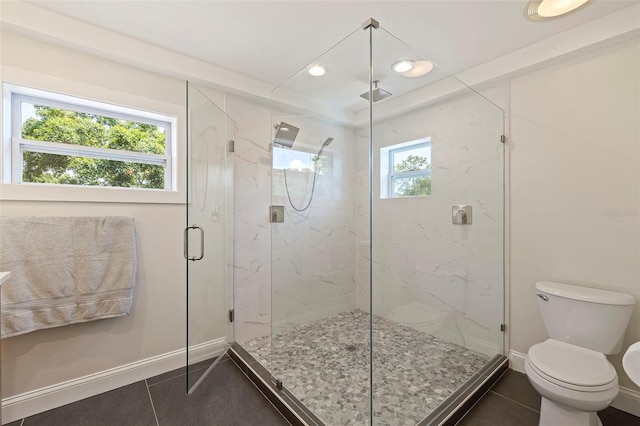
{"left": 271, "top": 145, "right": 332, "bottom": 199}
{"left": 381, "top": 138, "right": 431, "bottom": 198}
{"left": 3, "top": 84, "right": 176, "bottom": 190}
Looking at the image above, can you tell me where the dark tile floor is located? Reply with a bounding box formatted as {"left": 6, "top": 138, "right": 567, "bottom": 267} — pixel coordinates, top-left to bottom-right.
{"left": 4, "top": 363, "right": 638, "bottom": 426}
{"left": 457, "top": 370, "right": 640, "bottom": 426}
{"left": 6, "top": 356, "right": 290, "bottom": 426}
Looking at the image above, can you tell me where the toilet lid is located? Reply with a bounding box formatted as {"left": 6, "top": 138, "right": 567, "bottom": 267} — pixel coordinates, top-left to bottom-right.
{"left": 528, "top": 339, "right": 617, "bottom": 387}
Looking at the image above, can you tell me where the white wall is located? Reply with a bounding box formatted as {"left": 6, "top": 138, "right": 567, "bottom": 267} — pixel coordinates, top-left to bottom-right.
{"left": 0, "top": 32, "right": 202, "bottom": 400}
{"left": 510, "top": 39, "right": 640, "bottom": 391}
{"left": 0, "top": 203, "right": 184, "bottom": 396}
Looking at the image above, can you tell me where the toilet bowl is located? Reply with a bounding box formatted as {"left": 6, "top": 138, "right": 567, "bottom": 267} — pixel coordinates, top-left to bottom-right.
{"left": 525, "top": 281, "right": 635, "bottom": 426}
{"left": 525, "top": 339, "right": 618, "bottom": 426}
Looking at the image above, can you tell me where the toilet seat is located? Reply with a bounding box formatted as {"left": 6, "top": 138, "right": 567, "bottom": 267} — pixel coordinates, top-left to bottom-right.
{"left": 527, "top": 340, "right": 617, "bottom": 392}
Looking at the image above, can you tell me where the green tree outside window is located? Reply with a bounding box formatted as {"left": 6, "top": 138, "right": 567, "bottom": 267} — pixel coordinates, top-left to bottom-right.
{"left": 393, "top": 154, "right": 431, "bottom": 197}
{"left": 21, "top": 106, "right": 166, "bottom": 189}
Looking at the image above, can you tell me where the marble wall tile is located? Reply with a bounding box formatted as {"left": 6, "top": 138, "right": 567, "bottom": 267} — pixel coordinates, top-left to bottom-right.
{"left": 356, "top": 88, "right": 506, "bottom": 357}
{"left": 227, "top": 95, "right": 274, "bottom": 345}
{"left": 233, "top": 284, "right": 272, "bottom": 343}
{"left": 227, "top": 95, "right": 358, "bottom": 345}
{"left": 228, "top": 86, "right": 505, "bottom": 357}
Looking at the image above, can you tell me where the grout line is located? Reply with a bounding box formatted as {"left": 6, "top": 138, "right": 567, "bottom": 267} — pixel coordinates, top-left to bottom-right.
{"left": 147, "top": 361, "right": 225, "bottom": 388}
{"left": 489, "top": 390, "right": 541, "bottom": 414}
{"left": 452, "top": 386, "right": 493, "bottom": 425}
{"left": 145, "top": 379, "right": 161, "bottom": 426}
{"left": 147, "top": 373, "right": 186, "bottom": 388}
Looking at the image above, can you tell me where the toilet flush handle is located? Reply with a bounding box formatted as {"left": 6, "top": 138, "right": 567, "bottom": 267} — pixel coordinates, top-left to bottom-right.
{"left": 537, "top": 294, "right": 549, "bottom": 302}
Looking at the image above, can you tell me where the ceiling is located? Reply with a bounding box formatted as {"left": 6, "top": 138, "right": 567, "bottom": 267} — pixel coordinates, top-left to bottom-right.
{"left": 28, "top": 0, "right": 639, "bottom": 87}
{"left": 15, "top": 0, "right": 640, "bottom": 114}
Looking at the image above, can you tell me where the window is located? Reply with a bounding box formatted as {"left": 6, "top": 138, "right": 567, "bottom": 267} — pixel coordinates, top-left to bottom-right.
{"left": 272, "top": 146, "right": 329, "bottom": 174}
{"left": 3, "top": 84, "right": 176, "bottom": 190}
{"left": 271, "top": 145, "right": 332, "bottom": 199}
{"left": 381, "top": 138, "right": 431, "bottom": 198}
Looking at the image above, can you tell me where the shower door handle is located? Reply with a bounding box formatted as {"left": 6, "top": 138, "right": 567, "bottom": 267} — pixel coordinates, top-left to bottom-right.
{"left": 184, "top": 224, "right": 204, "bottom": 261}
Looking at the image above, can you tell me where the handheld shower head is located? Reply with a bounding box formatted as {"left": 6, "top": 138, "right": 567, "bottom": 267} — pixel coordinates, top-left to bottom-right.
{"left": 282, "top": 135, "right": 333, "bottom": 213}
{"left": 273, "top": 122, "right": 300, "bottom": 148}
{"left": 317, "top": 137, "right": 334, "bottom": 157}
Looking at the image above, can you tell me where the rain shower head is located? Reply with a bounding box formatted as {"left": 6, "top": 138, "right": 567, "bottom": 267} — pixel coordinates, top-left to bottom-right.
{"left": 359, "top": 80, "right": 392, "bottom": 102}
{"left": 273, "top": 122, "right": 300, "bottom": 148}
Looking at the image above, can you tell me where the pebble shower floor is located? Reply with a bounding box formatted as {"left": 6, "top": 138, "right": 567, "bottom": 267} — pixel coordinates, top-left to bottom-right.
{"left": 244, "top": 310, "right": 489, "bottom": 425}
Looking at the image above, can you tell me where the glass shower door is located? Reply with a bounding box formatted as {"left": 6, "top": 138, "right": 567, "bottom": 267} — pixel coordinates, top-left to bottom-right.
{"left": 185, "top": 82, "right": 235, "bottom": 392}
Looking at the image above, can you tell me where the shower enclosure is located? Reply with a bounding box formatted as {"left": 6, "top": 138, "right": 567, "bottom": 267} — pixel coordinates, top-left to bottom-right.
{"left": 234, "top": 18, "right": 505, "bottom": 425}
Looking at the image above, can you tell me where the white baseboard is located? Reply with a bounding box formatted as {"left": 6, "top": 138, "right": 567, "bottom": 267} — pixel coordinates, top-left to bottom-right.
{"left": 1, "top": 337, "right": 226, "bottom": 424}
{"left": 612, "top": 387, "right": 640, "bottom": 418}
{"left": 509, "top": 349, "right": 527, "bottom": 373}
{"left": 509, "top": 349, "right": 640, "bottom": 417}
{"left": 187, "top": 338, "right": 227, "bottom": 364}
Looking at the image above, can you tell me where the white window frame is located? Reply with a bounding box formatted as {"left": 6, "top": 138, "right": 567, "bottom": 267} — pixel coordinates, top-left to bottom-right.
{"left": 3, "top": 83, "right": 176, "bottom": 191}
{"left": 381, "top": 137, "right": 431, "bottom": 199}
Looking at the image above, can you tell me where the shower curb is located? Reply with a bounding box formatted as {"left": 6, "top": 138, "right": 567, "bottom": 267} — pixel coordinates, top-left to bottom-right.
{"left": 420, "top": 355, "right": 508, "bottom": 425}
{"left": 229, "top": 341, "right": 509, "bottom": 426}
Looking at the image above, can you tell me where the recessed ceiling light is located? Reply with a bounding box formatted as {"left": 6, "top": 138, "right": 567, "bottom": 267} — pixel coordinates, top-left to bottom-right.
{"left": 401, "top": 60, "right": 434, "bottom": 77}
{"left": 391, "top": 60, "right": 414, "bottom": 73}
{"left": 528, "top": 0, "right": 591, "bottom": 20}
{"left": 308, "top": 65, "right": 326, "bottom": 77}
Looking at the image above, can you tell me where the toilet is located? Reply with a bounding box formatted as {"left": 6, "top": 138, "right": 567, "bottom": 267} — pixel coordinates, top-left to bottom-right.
{"left": 525, "top": 281, "right": 635, "bottom": 426}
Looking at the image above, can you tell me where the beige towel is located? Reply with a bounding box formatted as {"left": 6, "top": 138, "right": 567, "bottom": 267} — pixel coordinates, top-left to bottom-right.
{"left": 0, "top": 216, "right": 137, "bottom": 338}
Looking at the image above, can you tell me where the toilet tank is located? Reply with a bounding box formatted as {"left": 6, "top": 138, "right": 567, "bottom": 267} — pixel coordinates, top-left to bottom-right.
{"left": 536, "top": 281, "right": 636, "bottom": 354}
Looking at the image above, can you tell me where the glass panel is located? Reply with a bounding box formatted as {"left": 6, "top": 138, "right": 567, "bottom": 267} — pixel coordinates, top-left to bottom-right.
{"left": 21, "top": 151, "right": 164, "bottom": 188}
{"left": 370, "top": 27, "right": 505, "bottom": 424}
{"left": 21, "top": 103, "right": 166, "bottom": 154}
{"left": 269, "top": 26, "right": 372, "bottom": 425}
{"left": 186, "top": 82, "right": 235, "bottom": 392}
